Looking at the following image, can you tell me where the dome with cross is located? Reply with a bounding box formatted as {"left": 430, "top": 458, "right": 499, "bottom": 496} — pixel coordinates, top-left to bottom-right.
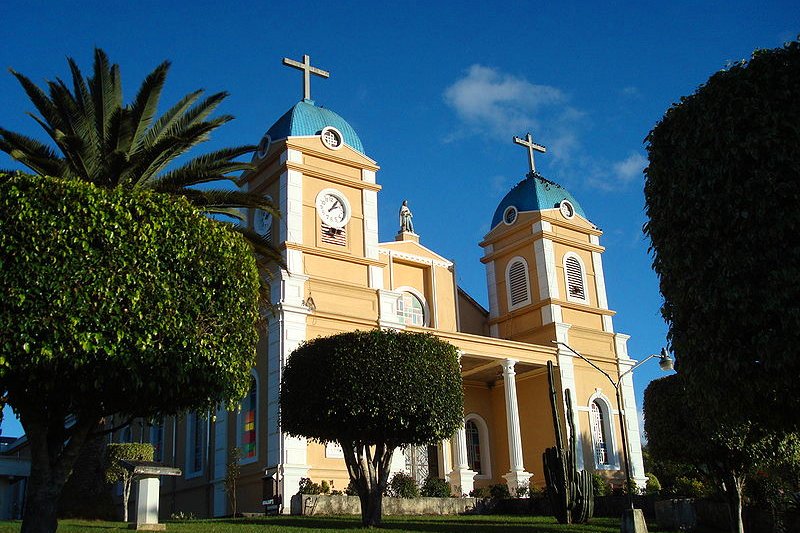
{"left": 490, "top": 172, "right": 587, "bottom": 229}
{"left": 265, "top": 100, "right": 364, "bottom": 154}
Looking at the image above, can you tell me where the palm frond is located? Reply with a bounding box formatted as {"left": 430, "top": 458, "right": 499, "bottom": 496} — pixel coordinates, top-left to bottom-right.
{"left": 9, "top": 69, "right": 64, "bottom": 133}
{"left": 46, "top": 78, "right": 97, "bottom": 181}
{"left": 172, "top": 188, "right": 280, "bottom": 216}
{"left": 142, "top": 92, "right": 229, "bottom": 150}
{"left": 0, "top": 128, "right": 67, "bottom": 176}
{"left": 127, "top": 117, "right": 232, "bottom": 187}
{"left": 89, "top": 49, "right": 123, "bottom": 163}
{"left": 147, "top": 145, "right": 255, "bottom": 189}
{"left": 128, "top": 61, "right": 170, "bottom": 154}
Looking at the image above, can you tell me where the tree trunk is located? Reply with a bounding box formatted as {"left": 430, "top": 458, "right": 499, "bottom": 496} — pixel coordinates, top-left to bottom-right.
{"left": 21, "top": 466, "right": 61, "bottom": 533}
{"left": 358, "top": 489, "right": 384, "bottom": 527}
{"left": 723, "top": 473, "right": 745, "bottom": 533}
{"left": 122, "top": 477, "right": 132, "bottom": 522}
{"left": 20, "top": 417, "right": 94, "bottom": 533}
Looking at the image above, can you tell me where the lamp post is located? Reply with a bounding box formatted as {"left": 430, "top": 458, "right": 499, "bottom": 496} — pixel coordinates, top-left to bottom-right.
{"left": 554, "top": 342, "right": 673, "bottom": 532}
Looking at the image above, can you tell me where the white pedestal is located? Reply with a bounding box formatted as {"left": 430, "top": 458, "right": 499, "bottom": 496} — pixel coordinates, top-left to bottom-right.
{"left": 131, "top": 477, "right": 164, "bottom": 531}
{"left": 503, "top": 470, "right": 533, "bottom": 496}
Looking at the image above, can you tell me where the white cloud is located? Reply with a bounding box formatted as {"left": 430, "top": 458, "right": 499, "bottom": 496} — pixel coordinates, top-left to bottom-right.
{"left": 443, "top": 65, "right": 566, "bottom": 140}
{"left": 621, "top": 86, "right": 641, "bottom": 98}
{"left": 613, "top": 152, "right": 647, "bottom": 184}
{"left": 443, "top": 65, "right": 645, "bottom": 191}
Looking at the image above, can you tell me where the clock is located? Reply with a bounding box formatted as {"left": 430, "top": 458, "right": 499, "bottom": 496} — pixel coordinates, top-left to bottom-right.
{"left": 316, "top": 189, "right": 350, "bottom": 229}
{"left": 559, "top": 200, "right": 575, "bottom": 220}
{"left": 254, "top": 195, "right": 273, "bottom": 236}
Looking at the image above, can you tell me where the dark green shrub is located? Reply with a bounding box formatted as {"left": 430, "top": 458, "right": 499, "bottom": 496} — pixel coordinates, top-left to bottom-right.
{"left": 592, "top": 473, "right": 610, "bottom": 496}
{"left": 645, "top": 472, "right": 661, "bottom": 494}
{"left": 672, "top": 476, "right": 706, "bottom": 498}
{"left": 515, "top": 483, "right": 529, "bottom": 498}
{"left": 420, "top": 477, "right": 451, "bottom": 498}
{"left": 298, "top": 477, "right": 329, "bottom": 495}
{"left": 470, "top": 486, "right": 491, "bottom": 499}
{"left": 489, "top": 483, "right": 511, "bottom": 500}
{"left": 388, "top": 473, "right": 419, "bottom": 499}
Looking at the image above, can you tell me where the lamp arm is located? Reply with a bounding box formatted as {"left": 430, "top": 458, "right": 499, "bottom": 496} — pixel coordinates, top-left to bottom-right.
{"left": 553, "top": 341, "right": 618, "bottom": 389}
{"left": 618, "top": 353, "right": 659, "bottom": 383}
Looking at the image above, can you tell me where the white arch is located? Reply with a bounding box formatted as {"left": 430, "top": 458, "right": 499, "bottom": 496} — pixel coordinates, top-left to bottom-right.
{"left": 563, "top": 251, "right": 589, "bottom": 304}
{"left": 587, "top": 391, "right": 619, "bottom": 470}
{"left": 505, "top": 256, "right": 532, "bottom": 311}
{"left": 464, "top": 413, "right": 492, "bottom": 479}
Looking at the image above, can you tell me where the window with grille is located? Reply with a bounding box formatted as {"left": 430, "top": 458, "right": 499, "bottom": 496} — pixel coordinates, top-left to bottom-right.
{"left": 397, "top": 291, "right": 425, "bottom": 326}
{"left": 465, "top": 420, "right": 483, "bottom": 474}
{"left": 591, "top": 401, "right": 609, "bottom": 465}
{"left": 507, "top": 258, "right": 530, "bottom": 309}
{"left": 565, "top": 255, "right": 587, "bottom": 302}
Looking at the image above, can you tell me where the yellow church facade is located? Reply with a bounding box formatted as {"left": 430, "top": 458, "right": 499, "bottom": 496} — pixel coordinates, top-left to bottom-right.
{"left": 139, "top": 56, "right": 646, "bottom": 518}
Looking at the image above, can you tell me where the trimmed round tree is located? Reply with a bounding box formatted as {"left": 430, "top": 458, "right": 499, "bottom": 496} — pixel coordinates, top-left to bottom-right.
{"left": 644, "top": 39, "right": 800, "bottom": 431}
{"left": 0, "top": 173, "right": 260, "bottom": 533}
{"left": 280, "top": 329, "right": 464, "bottom": 527}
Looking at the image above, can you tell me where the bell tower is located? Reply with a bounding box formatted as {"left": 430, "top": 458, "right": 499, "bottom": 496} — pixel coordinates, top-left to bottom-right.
{"left": 238, "top": 54, "right": 383, "bottom": 507}
{"left": 479, "top": 133, "right": 645, "bottom": 476}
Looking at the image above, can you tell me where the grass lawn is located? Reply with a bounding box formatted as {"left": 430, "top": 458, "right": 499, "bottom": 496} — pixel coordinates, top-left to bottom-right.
{"left": 0, "top": 515, "right": 713, "bottom": 533}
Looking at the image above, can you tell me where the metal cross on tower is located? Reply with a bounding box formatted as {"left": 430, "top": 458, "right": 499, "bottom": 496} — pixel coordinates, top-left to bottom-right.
{"left": 513, "top": 132, "right": 547, "bottom": 174}
{"left": 282, "top": 54, "right": 330, "bottom": 101}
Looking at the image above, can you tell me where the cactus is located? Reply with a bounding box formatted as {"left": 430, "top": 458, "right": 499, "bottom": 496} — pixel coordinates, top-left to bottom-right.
{"left": 542, "top": 360, "right": 594, "bottom": 524}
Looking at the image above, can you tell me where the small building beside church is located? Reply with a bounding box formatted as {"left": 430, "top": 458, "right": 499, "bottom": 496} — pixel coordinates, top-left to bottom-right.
{"left": 114, "top": 55, "right": 647, "bottom": 518}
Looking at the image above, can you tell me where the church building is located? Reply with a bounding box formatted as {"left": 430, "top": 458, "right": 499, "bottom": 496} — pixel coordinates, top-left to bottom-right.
{"left": 140, "top": 55, "right": 647, "bottom": 517}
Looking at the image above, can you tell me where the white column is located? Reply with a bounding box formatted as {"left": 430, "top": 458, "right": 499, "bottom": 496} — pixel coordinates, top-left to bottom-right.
{"left": 501, "top": 359, "right": 532, "bottom": 494}
{"left": 615, "top": 333, "right": 647, "bottom": 488}
{"left": 447, "top": 423, "right": 476, "bottom": 496}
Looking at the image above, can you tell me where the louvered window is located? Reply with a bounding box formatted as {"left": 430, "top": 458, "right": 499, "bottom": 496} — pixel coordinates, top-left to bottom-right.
{"left": 565, "top": 255, "right": 586, "bottom": 301}
{"left": 507, "top": 259, "right": 530, "bottom": 309}
{"left": 321, "top": 222, "right": 347, "bottom": 246}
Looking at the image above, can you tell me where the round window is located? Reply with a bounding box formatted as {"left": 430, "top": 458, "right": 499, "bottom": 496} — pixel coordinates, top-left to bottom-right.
{"left": 320, "top": 126, "right": 344, "bottom": 150}
{"left": 559, "top": 199, "right": 575, "bottom": 219}
{"left": 503, "top": 205, "right": 518, "bottom": 225}
{"left": 256, "top": 134, "right": 271, "bottom": 159}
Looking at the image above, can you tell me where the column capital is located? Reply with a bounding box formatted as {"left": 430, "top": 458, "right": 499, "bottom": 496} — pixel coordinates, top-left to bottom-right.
{"left": 501, "top": 358, "right": 518, "bottom": 374}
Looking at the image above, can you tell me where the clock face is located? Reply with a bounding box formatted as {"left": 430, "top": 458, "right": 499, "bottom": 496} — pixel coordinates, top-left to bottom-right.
{"left": 316, "top": 190, "right": 350, "bottom": 229}
{"left": 559, "top": 200, "right": 575, "bottom": 219}
{"left": 254, "top": 195, "right": 273, "bottom": 236}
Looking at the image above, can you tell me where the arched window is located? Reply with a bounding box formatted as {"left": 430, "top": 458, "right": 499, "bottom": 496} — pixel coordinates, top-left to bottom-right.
{"left": 465, "top": 420, "right": 482, "bottom": 474}
{"left": 590, "top": 401, "right": 609, "bottom": 465}
{"left": 464, "top": 414, "right": 491, "bottom": 478}
{"left": 397, "top": 290, "right": 426, "bottom": 326}
{"left": 239, "top": 374, "right": 258, "bottom": 461}
{"left": 506, "top": 257, "right": 531, "bottom": 310}
{"left": 564, "top": 253, "right": 588, "bottom": 303}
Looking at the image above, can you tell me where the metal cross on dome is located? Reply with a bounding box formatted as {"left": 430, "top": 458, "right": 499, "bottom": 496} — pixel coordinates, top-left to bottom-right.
{"left": 282, "top": 54, "right": 330, "bottom": 101}
{"left": 513, "top": 132, "right": 547, "bottom": 174}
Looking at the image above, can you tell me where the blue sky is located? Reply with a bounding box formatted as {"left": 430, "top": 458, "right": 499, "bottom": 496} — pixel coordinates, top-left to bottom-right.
{"left": 1, "top": 1, "right": 797, "bottom": 440}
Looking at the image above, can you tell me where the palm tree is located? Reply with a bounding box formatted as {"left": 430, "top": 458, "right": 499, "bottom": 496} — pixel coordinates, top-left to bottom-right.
{"left": 0, "top": 48, "right": 279, "bottom": 269}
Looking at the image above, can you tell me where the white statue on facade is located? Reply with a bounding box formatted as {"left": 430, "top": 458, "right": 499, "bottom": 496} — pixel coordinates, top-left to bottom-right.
{"left": 399, "top": 200, "right": 414, "bottom": 233}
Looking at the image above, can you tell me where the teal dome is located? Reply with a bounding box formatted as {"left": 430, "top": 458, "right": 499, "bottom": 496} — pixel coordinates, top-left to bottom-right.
{"left": 491, "top": 173, "right": 587, "bottom": 228}
{"left": 265, "top": 100, "right": 364, "bottom": 154}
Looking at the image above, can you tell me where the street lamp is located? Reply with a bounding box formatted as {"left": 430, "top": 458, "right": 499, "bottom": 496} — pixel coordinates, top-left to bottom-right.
{"left": 554, "top": 342, "right": 673, "bottom": 532}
